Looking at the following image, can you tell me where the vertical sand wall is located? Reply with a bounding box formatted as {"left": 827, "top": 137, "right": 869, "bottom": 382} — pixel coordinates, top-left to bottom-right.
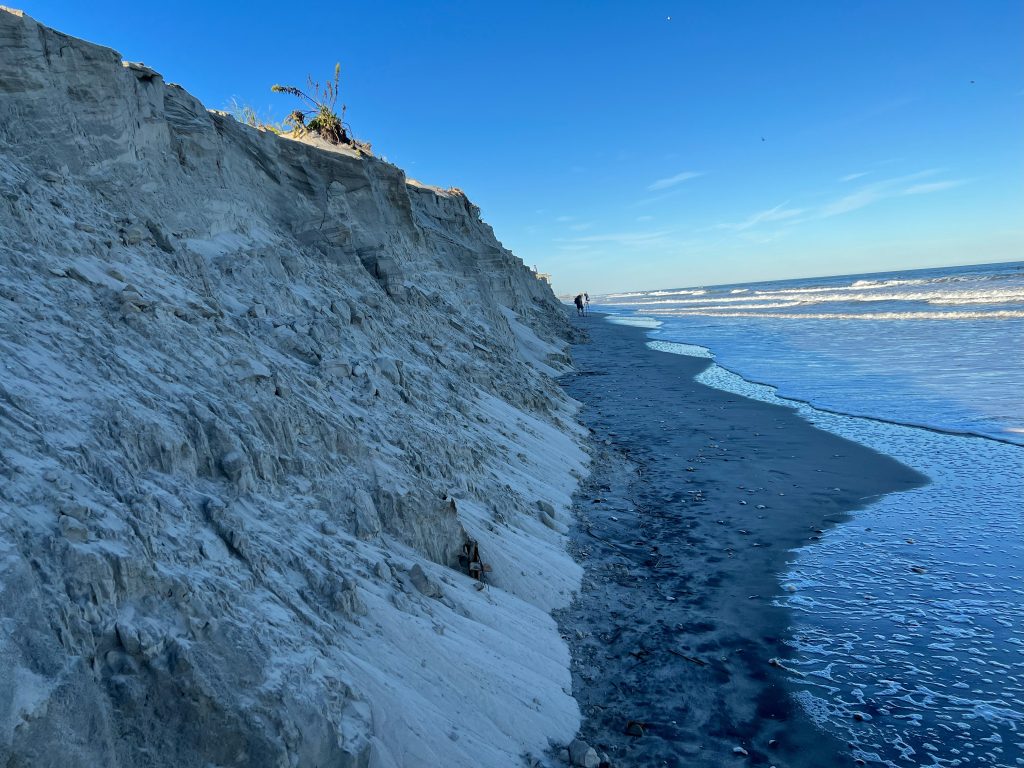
{"left": 0, "top": 8, "right": 586, "bottom": 766}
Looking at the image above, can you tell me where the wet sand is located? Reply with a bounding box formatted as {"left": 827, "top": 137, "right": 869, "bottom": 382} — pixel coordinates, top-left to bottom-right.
{"left": 556, "top": 316, "right": 927, "bottom": 767}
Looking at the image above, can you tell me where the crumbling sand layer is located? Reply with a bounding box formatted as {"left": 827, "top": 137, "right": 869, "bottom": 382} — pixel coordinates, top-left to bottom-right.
{"left": 0, "top": 8, "right": 588, "bottom": 767}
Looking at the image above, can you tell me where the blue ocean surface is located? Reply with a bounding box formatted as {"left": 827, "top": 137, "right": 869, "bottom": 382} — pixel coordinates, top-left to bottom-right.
{"left": 597, "top": 261, "right": 1024, "bottom": 445}
{"left": 595, "top": 261, "right": 1024, "bottom": 767}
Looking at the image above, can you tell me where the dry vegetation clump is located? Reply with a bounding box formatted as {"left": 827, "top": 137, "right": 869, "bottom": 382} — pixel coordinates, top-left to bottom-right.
{"left": 272, "top": 63, "right": 370, "bottom": 152}
{"left": 227, "top": 98, "right": 285, "bottom": 134}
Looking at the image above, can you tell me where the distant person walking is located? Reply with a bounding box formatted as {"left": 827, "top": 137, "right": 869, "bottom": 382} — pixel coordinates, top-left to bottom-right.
{"left": 574, "top": 294, "right": 585, "bottom": 316}
{"left": 584, "top": 292, "right": 590, "bottom": 314}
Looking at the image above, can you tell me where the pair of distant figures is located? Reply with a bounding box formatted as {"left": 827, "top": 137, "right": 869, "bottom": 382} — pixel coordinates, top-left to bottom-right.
{"left": 574, "top": 293, "right": 590, "bottom": 316}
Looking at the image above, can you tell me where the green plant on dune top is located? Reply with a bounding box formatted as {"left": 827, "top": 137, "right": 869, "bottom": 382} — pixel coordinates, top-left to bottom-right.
{"left": 272, "top": 63, "right": 350, "bottom": 144}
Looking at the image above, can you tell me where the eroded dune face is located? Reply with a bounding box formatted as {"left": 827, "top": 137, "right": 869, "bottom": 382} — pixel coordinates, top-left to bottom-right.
{"left": 0, "top": 9, "right": 586, "bottom": 766}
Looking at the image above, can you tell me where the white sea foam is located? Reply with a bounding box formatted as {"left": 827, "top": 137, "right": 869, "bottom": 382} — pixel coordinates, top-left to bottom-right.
{"left": 850, "top": 277, "right": 931, "bottom": 288}
{"left": 927, "top": 294, "right": 1024, "bottom": 305}
{"left": 641, "top": 308, "right": 1024, "bottom": 320}
{"left": 603, "top": 315, "right": 663, "bottom": 328}
{"left": 600, "top": 267, "right": 1024, "bottom": 312}
{"left": 602, "top": 289, "right": 706, "bottom": 299}
{"left": 604, "top": 288, "right": 1024, "bottom": 310}
{"left": 761, "top": 277, "right": 933, "bottom": 295}
{"left": 602, "top": 295, "right": 801, "bottom": 306}
{"left": 645, "top": 340, "right": 714, "bottom": 358}
{"left": 639, "top": 301, "right": 804, "bottom": 311}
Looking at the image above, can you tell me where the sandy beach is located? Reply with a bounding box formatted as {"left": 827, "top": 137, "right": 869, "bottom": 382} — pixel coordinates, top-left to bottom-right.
{"left": 556, "top": 316, "right": 927, "bottom": 768}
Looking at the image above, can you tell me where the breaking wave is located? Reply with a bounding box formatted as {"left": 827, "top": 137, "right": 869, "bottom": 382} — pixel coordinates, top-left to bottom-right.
{"left": 642, "top": 309, "right": 1024, "bottom": 320}
{"left": 597, "top": 263, "right": 1024, "bottom": 320}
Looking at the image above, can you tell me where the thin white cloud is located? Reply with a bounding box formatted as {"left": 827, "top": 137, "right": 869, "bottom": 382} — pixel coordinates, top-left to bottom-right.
{"left": 820, "top": 186, "right": 889, "bottom": 217}
{"left": 647, "top": 171, "right": 703, "bottom": 191}
{"left": 555, "top": 215, "right": 573, "bottom": 222}
{"left": 629, "top": 189, "right": 682, "bottom": 208}
{"left": 819, "top": 170, "right": 941, "bottom": 218}
{"left": 636, "top": 215, "right": 655, "bottom": 222}
{"left": 709, "top": 169, "right": 963, "bottom": 236}
{"left": 738, "top": 230, "right": 788, "bottom": 244}
{"left": 902, "top": 180, "right": 966, "bottom": 195}
{"left": 568, "top": 222, "right": 594, "bottom": 231}
{"left": 716, "top": 203, "right": 805, "bottom": 231}
{"left": 557, "top": 231, "right": 670, "bottom": 245}
{"left": 840, "top": 171, "right": 870, "bottom": 182}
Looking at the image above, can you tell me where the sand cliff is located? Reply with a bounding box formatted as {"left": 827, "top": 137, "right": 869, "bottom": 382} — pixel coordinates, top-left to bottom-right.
{"left": 0, "top": 8, "right": 586, "bottom": 766}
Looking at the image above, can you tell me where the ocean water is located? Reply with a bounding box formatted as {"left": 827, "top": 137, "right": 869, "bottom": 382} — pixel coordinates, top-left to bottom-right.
{"left": 599, "top": 261, "right": 1024, "bottom": 445}
{"left": 596, "top": 261, "right": 1024, "bottom": 767}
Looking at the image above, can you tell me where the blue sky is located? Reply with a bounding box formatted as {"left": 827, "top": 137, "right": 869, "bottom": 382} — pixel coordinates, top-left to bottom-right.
{"left": 24, "top": 1, "right": 1024, "bottom": 294}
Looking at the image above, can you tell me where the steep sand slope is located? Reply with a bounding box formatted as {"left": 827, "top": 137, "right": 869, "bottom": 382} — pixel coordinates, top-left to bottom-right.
{"left": 0, "top": 8, "right": 586, "bottom": 766}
